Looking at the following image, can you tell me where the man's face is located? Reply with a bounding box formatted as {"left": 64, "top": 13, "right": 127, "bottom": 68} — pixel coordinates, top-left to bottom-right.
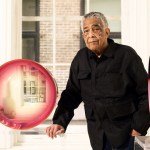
{"left": 82, "top": 18, "right": 110, "bottom": 55}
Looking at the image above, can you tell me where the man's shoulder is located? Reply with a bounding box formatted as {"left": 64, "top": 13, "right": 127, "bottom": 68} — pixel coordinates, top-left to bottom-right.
{"left": 73, "top": 47, "right": 88, "bottom": 60}
{"left": 115, "top": 43, "right": 140, "bottom": 59}
{"left": 71, "top": 47, "right": 88, "bottom": 66}
{"left": 76, "top": 47, "right": 88, "bottom": 55}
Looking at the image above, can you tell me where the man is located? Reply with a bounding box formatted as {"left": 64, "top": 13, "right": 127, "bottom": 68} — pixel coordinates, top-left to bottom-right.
{"left": 46, "top": 12, "right": 149, "bottom": 150}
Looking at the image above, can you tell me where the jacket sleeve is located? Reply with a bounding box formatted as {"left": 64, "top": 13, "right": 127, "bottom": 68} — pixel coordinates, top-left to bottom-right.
{"left": 128, "top": 54, "right": 150, "bottom": 135}
{"left": 52, "top": 56, "right": 82, "bottom": 130}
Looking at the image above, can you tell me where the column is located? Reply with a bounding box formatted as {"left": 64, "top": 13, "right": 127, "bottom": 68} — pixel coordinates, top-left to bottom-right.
{"left": 0, "top": 0, "right": 12, "bottom": 65}
{"left": 0, "top": 0, "right": 21, "bottom": 148}
{"left": 121, "top": 0, "right": 149, "bottom": 71}
{"left": 121, "top": 0, "right": 150, "bottom": 135}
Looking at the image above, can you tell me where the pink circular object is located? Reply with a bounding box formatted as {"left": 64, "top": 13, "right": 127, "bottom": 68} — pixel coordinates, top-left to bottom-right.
{"left": 0, "top": 59, "right": 57, "bottom": 130}
{"left": 148, "top": 78, "right": 150, "bottom": 111}
{"left": 148, "top": 58, "right": 150, "bottom": 111}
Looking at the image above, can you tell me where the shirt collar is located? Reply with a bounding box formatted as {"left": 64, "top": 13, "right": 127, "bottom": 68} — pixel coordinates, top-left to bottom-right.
{"left": 87, "top": 38, "right": 116, "bottom": 59}
{"left": 102, "top": 38, "right": 116, "bottom": 58}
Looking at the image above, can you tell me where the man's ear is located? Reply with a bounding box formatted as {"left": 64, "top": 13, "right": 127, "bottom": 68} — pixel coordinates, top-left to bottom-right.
{"left": 105, "top": 28, "right": 110, "bottom": 37}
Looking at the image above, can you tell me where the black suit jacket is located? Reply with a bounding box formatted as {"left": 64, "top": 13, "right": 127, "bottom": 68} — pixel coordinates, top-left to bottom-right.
{"left": 53, "top": 39, "right": 150, "bottom": 149}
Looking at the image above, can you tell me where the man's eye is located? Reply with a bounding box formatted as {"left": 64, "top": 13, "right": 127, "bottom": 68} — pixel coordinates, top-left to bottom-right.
{"left": 83, "top": 29, "right": 89, "bottom": 33}
{"left": 93, "top": 27, "right": 101, "bottom": 31}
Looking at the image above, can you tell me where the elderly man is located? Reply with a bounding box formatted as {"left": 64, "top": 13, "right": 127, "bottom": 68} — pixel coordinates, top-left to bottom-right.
{"left": 46, "top": 12, "right": 149, "bottom": 150}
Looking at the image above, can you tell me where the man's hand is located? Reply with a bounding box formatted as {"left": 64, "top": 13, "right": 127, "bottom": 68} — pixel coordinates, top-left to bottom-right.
{"left": 46, "top": 124, "right": 65, "bottom": 139}
{"left": 131, "top": 129, "right": 141, "bottom": 136}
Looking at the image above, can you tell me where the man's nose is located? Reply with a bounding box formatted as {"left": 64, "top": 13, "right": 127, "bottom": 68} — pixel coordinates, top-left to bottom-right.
{"left": 88, "top": 29, "right": 95, "bottom": 37}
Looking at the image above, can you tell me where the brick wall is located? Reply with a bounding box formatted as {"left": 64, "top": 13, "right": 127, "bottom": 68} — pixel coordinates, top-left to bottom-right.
{"left": 55, "top": 66, "right": 70, "bottom": 94}
{"left": 56, "top": 20, "right": 80, "bottom": 63}
{"left": 39, "top": 0, "right": 53, "bottom": 63}
{"left": 56, "top": 0, "right": 81, "bottom": 16}
{"left": 39, "top": 0, "right": 83, "bottom": 94}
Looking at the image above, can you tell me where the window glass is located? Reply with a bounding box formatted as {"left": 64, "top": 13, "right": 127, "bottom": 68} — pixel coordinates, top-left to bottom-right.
{"left": 22, "top": 38, "right": 36, "bottom": 60}
{"left": 23, "top": 0, "right": 38, "bottom": 16}
{"left": 84, "top": 0, "right": 121, "bottom": 44}
{"left": 89, "top": 0, "right": 121, "bottom": 32}
{"left": 22, "top": 22, "right": 36, "bottom": 32}
{"left": 22, "top": 0, "right": 40, "bottom": 61}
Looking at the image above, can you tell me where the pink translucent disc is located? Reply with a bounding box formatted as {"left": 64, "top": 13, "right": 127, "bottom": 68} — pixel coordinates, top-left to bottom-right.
{"left": 148, "top": 78, "right": 150, "bottom": 111}
{"left": 148, "top": 58, "right": 150, "bottom": 111}
{"left": 0, "top": 59, "right": 57, "bottom": 130}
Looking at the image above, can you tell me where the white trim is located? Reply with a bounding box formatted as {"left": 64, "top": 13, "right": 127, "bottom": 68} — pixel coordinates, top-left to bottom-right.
{"left": 147, "top": 0, "right": 150, "bottom": 57}
{"left": 22, "top": 16, "right": 52, "bottom": 21}
{"left": 11, "top": 0, "right": 22, "bottom": 59}
{"left": 0, "top": 0, "right": 12, "bottom": 65}
{"left": 121, "top": 0, "right": 149, "bottom": 71}
{"left": 0, "top": 1, "right": 20, "bottom": 148}
{"left": 6, "top": 0, "right": 12, "bottom": 60}
{"left": 52, "top": 0, "right": 56, "bottom": 77}
{"left": 40, "top": 63, "right": 71, "bottom": 67}
{"left": 22, "top": 16, "right": 82, "bottom": 21}
{"left": 86, "top": 0, "right": 90, "bottom": 13}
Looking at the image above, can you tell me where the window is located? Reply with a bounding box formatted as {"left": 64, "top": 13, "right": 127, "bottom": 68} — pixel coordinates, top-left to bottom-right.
{"left": 22, "top": 0, "right": 121, "bottom": 95}
{"left": 22, "top": 0, "right": 85, "bottom": 94}
{"left": 22, "top": 0, "right": 39, "bottom": 61}
{"left": 85, "top": 0, "right": 121, "bottom": 43}
{"left": 21, "top": 0, "right": 122, "bottom": 120}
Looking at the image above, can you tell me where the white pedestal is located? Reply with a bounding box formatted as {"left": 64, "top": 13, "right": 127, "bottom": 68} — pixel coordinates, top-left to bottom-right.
{"left": 0, "top": 124, "right": 20, "bottom": 149}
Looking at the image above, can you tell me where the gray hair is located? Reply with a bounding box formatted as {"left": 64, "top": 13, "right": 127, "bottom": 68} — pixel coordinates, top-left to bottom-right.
{"left": 81, "top": 12, "right": 108, "bottom": 31}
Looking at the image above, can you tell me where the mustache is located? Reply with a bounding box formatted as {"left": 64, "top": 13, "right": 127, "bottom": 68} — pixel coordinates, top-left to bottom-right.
{"left": 88, "top": 40, "right": 99, "bottom": 43}
{"left": 86, "top": 34, "right": 102, "bottom": 41}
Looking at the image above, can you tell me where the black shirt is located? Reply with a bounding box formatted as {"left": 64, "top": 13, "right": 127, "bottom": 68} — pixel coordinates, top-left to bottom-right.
{"left": 53, "top": 39, "right": 149, "bottom": 135}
